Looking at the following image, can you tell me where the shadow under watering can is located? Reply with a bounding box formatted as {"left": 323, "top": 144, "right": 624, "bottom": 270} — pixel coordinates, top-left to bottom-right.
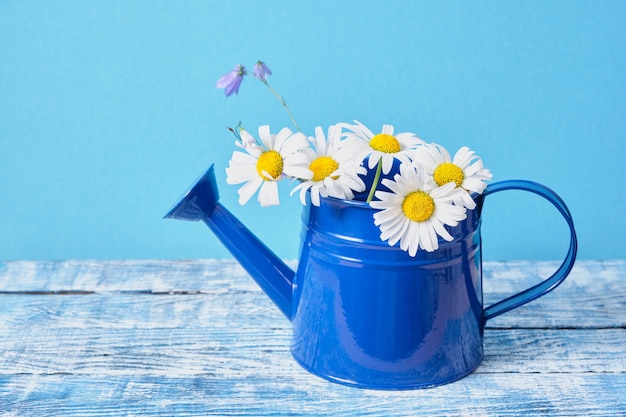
{"left": 165, "top": 164, "right": 577, "bottom": 389}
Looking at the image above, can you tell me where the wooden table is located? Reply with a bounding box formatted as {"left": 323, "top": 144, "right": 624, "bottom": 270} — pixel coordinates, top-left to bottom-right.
{"left": 0, "top": 260, "right": 624, "bottom": 416}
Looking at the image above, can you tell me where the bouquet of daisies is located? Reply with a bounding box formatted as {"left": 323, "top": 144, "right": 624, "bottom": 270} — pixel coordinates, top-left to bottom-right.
{"left": 216, "top": 61, "right": 492, "bottom": 256}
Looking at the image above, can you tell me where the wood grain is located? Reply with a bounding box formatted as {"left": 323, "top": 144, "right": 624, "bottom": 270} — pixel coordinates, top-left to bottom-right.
{"left": 0, "top": 260, "right": 624, "bottom": 416}
{"left": 1, "top": 374, "right": 624, "bottom": 416}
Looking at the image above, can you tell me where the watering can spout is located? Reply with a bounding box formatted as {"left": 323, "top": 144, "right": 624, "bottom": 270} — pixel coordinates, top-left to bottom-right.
{"left": 165, "top": 165, "right": 294, "bottom": 320}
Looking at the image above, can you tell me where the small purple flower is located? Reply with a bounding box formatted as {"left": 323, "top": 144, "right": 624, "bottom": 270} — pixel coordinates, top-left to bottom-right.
{"left": 216, "top": 64, "right": 247, "bottom": 96}
{"left": 253, "top": 61, "right": 272, "bottom": 82}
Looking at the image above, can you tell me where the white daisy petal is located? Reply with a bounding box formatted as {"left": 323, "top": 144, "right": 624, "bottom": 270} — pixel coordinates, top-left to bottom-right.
{"left": 427, "top": 220, "right": 440, "bottom": 250}
{"left": 378, "top": 209, "right": 406, "bottom": 234}
{"left": 318, "top": 184, "right": 329, "bottom": 198}
{"left": 230, "top": 150, "right": 257, "bottom": 163}
{"left": 352, "top": 120, "right": 375, "bottom": 139}
{"left": 280, "top": 131, "right": 308, "bottom": 156}
{"left": 438, "top": 144, "right": 452, "bottom": 162}
{"left": 399, "top": 223, "right": 412, "bottom": 252}
{"left": 260, "top": 170, "right": 276, "bottom": 181}
{"left": 382, "top": 124, "right": 394, "bottom": 135}
{"left": 435, "top": 203, "right": 467, "bottom": 224}
{"left": 419, "top": 221, "right": 435, "bottom": 252}
{"left": 463, "top": 160, "right": 483, "bottom": 177}
{"left": 341, "top": 175, "right": 366, "bottom": 193}
{"left": 378, "top": 179, "right": 404, "bottom": 196}
{"left": 381, "top": 155, "right": 394, "bottom": 174}
{"left": 291, "top": 182, "right": 310, "bottom": 205}
{"left": 396, "top": 133, "right": 425, "bottom": 150}
{"left": 368, "top": 155, "right": 380, "bottom": 170}
{"left": 373, "top": 207, "right": 398, "bottom": 225}
{"left": 340, "top": 188, "right": 355, "bottom": 200}
{"left": 430, "top": 182, "right": 457, "bottom": 199}
{"left": 245, "top": 146, "right": 263, "bottom": 158}
{"left": 458, "top": 190, "right": 477, "bottom": 210}
{"left": 226, "top": 169, "right": 257, "bottom": 184}
{"left": 405, "top": 222, "right": 419, "bottom": 256}
{"left": 284, "top": 153, "right": 310, "bottom": 166}
{"left": 258, "top": 181, "right": 279, "bottom": 207}
{"left": 430, "top": 217, "right": 454, "bottom": 242}
{"left": 273, "top": 127, "right": 294, "bottom": 152}
{"left": 453, "top": 146, "right": 474, "bottom": 168}
{"left": 284, "top": 165, "right": 313, "bottom": 180}
{"left": 296, "top": 188, "right": 308, "bottom": 205}
{"left": 385, "top": 217, "right": 410, "bottom": 246}
{"left": 237, "top": 178, "right": 263, "bottom": 205}
{"left": 258, "top": 125, "right": 273, "bottom": 149}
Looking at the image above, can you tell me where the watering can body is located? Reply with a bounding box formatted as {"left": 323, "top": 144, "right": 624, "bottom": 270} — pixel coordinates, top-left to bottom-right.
{"left": 166, "top": 165, "right": 577, "bottom": 389}
{"left": 292, "top": 196, "right": 484, "bottom": 388}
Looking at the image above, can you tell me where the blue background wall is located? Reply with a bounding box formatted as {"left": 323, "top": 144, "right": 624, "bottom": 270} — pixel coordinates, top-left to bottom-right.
{"left": 1, "top": 0, "right": 624, "bottom": 261}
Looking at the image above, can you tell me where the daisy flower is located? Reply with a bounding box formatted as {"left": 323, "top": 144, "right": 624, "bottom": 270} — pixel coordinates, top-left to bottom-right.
{"left": 412, "top": 143, "right": 493, "bottom": 210}
{"left": 370, "top": 163, "right": 468, "bottom": 255}
{"left": 290, "top": 125, "right": 367, "bottom": 206}
{"left": 339, "top": 120, "right": 425, "bottom": 175}
{"left": 225, "top": 125, "right": 312, "bottom": 207}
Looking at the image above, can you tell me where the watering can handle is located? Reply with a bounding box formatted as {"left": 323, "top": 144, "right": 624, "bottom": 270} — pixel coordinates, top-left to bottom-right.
{"left": 481, "top": 180, "right": 578, "bottom": 322}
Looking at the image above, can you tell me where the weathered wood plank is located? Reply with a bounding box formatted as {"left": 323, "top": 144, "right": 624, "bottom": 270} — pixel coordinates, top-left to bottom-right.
{"left": 0, "top": 260, "right": 624, "bottom": 328}
{"left": 0, "top": 294, "right": 623, "bottom": 375}
{"left": 0, "top": 260, "right": 623, "bottom": 416}
{"left": 1, "top": 374, "right": 624, "bottom": 416}
{"left": 483, "top": 260, "right": 626, "bottom": 328}
{"left": 1, "top": 260, "right": 623, "bottom": 296}
{"left": 0, "top": 259, "right": 251, "bottom": 292}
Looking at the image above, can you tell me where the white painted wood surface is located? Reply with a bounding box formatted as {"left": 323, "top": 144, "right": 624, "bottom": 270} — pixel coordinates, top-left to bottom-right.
{"left": 0, "top": 260, "right": 624, "bottom": 416}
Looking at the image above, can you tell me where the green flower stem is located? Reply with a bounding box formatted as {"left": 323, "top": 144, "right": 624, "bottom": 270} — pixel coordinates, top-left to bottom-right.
{"left": 366, "top": 159, "right": 383, "bottom": 203}
{"left": 262, "top": 80, "right": 302, "bottom": 132}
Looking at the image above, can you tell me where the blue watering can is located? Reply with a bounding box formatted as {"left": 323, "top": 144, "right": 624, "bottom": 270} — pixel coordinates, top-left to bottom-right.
{"left": 165, "top": 164, "right": 577, "bottom": 389}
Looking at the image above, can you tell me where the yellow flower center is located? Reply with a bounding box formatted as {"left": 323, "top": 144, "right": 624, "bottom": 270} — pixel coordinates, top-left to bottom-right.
{"left": 402, "top": 191, "right": 435, "bottom": 222}
{"left": 370, "top": 133, "right": 401, "bottom": 154}
{"left": 256, "top": 150, "right": 283, "bottom": 180}
{"left": 310, "top": 156, "right": 339, "bottom": 182}
{"left": 433, "top": 162, "right": 464, "bottom": 187}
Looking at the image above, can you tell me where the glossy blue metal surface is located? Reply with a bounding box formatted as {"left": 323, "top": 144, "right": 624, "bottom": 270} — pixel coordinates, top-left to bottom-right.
{"left": 164, "top": 166, "right": 220, "bottom": 222}
{"left": 291, "top": 195, "right": 484, "bottom": 389}
{"left": 482, "top": 180, "right": 578, "bottom": 321}
{"left": 164, "top": 165, "right": 294, "bottom": 319}
{"left": 166, "top": 165, "right": 578, "bottom": 389}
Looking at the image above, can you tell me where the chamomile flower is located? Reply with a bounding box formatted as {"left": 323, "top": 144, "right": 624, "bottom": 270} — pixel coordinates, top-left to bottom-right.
{"left": 290, "top": 125, "right": 367, "bottom": 206}
{"left": 370, "top": 163, "right": 468, "bottom": 255}
{"left": 226, "top": 125, "right": 311, "bottom": 207}
{"left": 412, "top": 143, "right": 493, "bottom": 210}
{"left": 339, "top": 120, "right": 425, "bottom": 174}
